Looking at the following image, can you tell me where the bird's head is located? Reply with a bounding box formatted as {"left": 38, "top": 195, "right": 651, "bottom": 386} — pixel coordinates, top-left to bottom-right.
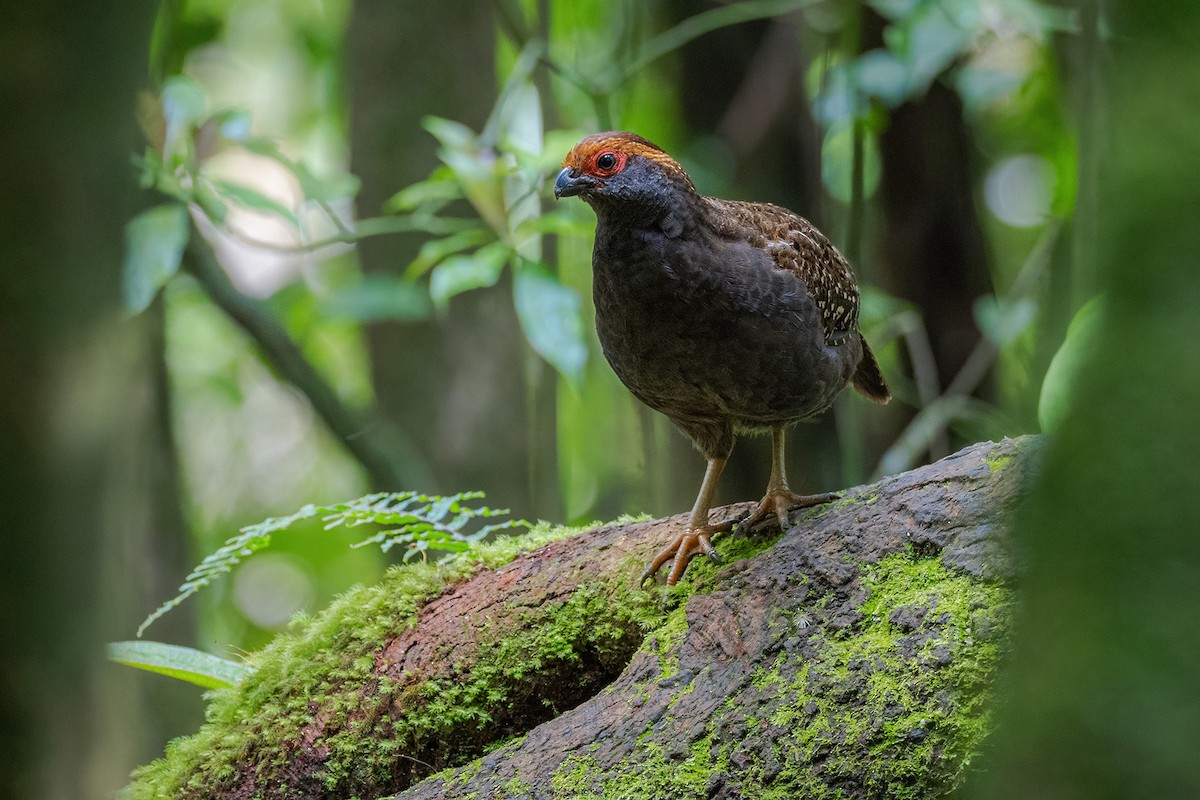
{"left": 554, "top": 132, "right": 697, "bottom": 218}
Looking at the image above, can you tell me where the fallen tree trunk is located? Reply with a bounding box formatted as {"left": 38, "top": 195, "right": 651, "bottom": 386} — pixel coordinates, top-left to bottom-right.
{"left": 126, "top": 437, "right": 1032, "bottom": 800}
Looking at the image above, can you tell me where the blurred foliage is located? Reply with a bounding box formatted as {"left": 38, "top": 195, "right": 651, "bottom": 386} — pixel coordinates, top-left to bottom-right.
{"left": 125, "top": 0, "right": 1087, "bottom": 672}
{"left": 1036, "top": 293, "right": 1104, "bottom": 432}
{"left": 966, "top": 1, "right": 1200, "bottom": 795}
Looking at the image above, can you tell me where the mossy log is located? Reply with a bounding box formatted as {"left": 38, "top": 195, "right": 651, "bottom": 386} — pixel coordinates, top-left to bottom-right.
{"left": 127, "top": 437, "right": 1031, "bottom": 800}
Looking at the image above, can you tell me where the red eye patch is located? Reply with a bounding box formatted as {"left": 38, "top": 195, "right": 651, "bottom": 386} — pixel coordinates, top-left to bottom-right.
{"left": 591, "top": 151, "right": 627, "bottom": 177}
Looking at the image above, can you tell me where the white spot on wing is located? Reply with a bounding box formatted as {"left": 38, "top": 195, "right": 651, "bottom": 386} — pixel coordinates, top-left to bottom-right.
{"left": 792, "top": 229, "right": 818, "bottom": 248}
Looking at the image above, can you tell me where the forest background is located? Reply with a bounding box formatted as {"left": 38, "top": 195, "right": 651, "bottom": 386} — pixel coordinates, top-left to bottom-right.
{"left": 2, "top": 0, "right": 1198, "bottom": 797}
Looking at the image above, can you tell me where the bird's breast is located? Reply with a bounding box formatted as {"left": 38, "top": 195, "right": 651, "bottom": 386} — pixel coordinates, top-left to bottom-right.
{"left": 589, "top": 227, "right": 859, "bottom": 425}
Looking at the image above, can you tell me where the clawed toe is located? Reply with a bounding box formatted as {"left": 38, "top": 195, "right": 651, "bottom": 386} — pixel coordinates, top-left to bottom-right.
{"left": 640, "top": 528, "right": 722, "bottom": 587}
{"left": 640, "top": 489, "right": 840, "bottom": 592}
{"left": 739, "top": 489, "right": 839, "bottom": 532}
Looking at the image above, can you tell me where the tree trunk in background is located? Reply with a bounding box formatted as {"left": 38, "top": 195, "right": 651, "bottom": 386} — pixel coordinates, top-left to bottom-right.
{"left": 876, "top": 78, "right": 992, "bottom": 387}
{"left": 133, "top": 299, "right": 207, "bottom": 755}
{"left": 346, "top": 2, "right": 561, "bottom": 521}
{"left": 0, "top": 1, "right": 202, "bottom": 796}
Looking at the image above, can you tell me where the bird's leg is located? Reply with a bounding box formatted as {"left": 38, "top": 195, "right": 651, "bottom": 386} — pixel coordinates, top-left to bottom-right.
{"left": 740, "top": 427, "right": 838, "bottom": 530}
{"left": 640, "top": 455, "right": 732, "bottom": 587}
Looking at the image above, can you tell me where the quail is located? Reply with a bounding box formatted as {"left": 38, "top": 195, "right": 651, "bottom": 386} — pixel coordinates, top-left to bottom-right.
{"left": 554, "top": 131, "right": 890, "bottom": 586}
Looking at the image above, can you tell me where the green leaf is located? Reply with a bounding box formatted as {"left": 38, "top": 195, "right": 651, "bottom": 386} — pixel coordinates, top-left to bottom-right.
{"left": 423, "top": 117, "right": 478, "bottom": 153}
{"left": 407, "top": 228, "right": 494, "bottom": 277}
{"left": 626, "top": 0, "right": 823, "bottom": 82}
{"left": 335, "top": 492, "right": 526, "bottom": 557}
{"left": 139, "top": 503, "right": 324, "bottom": 636}
{"left": 821, "top": 124, "right": 882, "bottom": 205}
{"left": 514, "top": 211, "right": 594, "bottom": 238}
{"left": 538, "top": 129, "right": 590, "bottom": 173}
{"left": 886, "top": 1, "right": 972, "bottom": 90}
{"left": 107, "top": 641, "right": 249, "bottom": 689}
{"left": 212, "top": 180, "right": 301, "bottom": 228}
{"left": 161, "top": 75, "right": 206, "bottom": 155}
{"left": 868, "top": 0, "right": 918, "bottom": 19}
{"left": 498, "top": 82, "right": 543, "bottom": 158}
{"left": 293, "top": 161, "right": 361, "bottom": 203}
{"left": 239, "top": 136, "right": 359, "bottom": 203}
{"left": 135, "top": 147, "right": 164, "bottom": 190}
{"left": 430, "top": 243, "right": 511, "bottom": 310}
{"left": 209, "top": 108, "right": 252, "bottom": 142}
{"left": 955, "top": 64, "right": 1028, "bottom": 111}
{"left": 1039, "top": 296, "right": 1107, "bottom": 432}
{"left": 192, "top": 180, "right": 229, "bottom": 225}
{"left": 974, "top": 295, "right": 1037, "bottom": 346}
{"left": 322, "top": 275, "right": 431, "bottom": 323}
{"left": 424, "top": 116, "right": 509, "bottom": 235}
{"left": 812, "top": 60, "right": 870, "bottom": 128}
{"left": 385, "top": 167, "right": 463, "bottom": 212}
{"left": 241, "top": 136, "right": 286, "bottom": 160}
{"left": 513, "top": 260, "right": 587, "bottom": 385}
{"left": 854, "top": 49, "right": 913, "bottom": 107}
{"left": 122, "top": 204, "right": 190, "bottom": 313}
{"left": 355, "top": 214, "right": 479, "bottom": 238}
{"left": 858, "top": 284, "right": 914, "bottom": 328}
{"left": 500, "top": 83, "right": 544, "bottom": 259}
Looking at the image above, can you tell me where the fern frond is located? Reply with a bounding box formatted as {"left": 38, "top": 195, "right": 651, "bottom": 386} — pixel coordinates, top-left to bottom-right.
{"left": 138, "top": 492, "right": 526, "bottom": 637}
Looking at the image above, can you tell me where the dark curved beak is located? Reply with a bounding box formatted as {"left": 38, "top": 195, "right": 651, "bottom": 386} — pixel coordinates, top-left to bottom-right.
{"left": 554, "top": 167, "right": 594, "bottom": 199}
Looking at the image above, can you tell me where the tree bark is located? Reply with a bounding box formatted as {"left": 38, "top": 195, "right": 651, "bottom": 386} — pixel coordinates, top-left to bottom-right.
{"left": 125, "top": 437, "right": 1029, "bottom": 800}
{"left": 876, "top": 79, "right": 993, "bottom": 391}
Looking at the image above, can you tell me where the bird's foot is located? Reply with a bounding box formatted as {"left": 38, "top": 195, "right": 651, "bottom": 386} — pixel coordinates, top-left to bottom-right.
{"left": 640, "top": 518, "right": 735, "bottom": 588}
{"left": 738, "top": 489, "right": 840, "bottom": 532}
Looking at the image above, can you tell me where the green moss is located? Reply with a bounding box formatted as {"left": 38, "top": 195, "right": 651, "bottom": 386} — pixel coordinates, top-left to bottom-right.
{"left": 814, "top": 488, "right": 880, "bottom": 514}
{"left": 551, "top": 754, "right": 604, "bottom": 798}
{"left": 484, "top": 733, "right": 525, "bottom": 755}
{"left": 444, "top": 756, "right": 482, "bottom": 788}
{"left": 126, "top": 512, "right": 1008, "bottom": 800}
{"left": 756, "top": 552, "right": 1008, "bottom": 798}
{"left": 550, "top": 550, "right": 1009, "bottom": 800}
{"left": 498, "top": 773, "right": 531, "bottom": 798}
{"left": 984, "top": 451, "right": 1015, "bottom": 473}
{"left": 983, "top": 437, "right": 1037, "bottom": 474}
{"left": 623, "top": 735, "right": 722, "bottom": 799}
{"left": 643, "top": 604, "right": 689, "bottom": 680}
{"left": 124, "top": 520, "right": 648, "bottom": 800}
{"left": 750, "top": 652, "right": 786, "bottom": 690}
{"left": 552, "top": 734, "right": 725, "bottom": 800}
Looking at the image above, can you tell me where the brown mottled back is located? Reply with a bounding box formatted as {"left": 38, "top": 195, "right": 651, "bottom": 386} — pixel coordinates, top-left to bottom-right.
{"left": 703, "top": 198, "right": 860, "bottom": 346}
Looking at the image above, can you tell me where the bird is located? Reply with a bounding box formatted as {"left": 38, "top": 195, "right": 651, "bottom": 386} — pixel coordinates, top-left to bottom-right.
{"left": 553, "top": 131, "right": 890, "bottom": 588}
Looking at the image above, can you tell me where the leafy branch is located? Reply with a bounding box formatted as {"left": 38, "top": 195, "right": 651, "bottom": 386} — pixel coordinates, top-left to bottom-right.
{"left": 873, "top": 221, "right": 1062, "bottom": 477}
{"left": 180, "top": 234, "right": 430, "bottom": 490}
{"left": 621, "top": 0, "right": 822, "bottom": 84}
{"left": 138, "top": 491, "right": 527, "bottom": 637}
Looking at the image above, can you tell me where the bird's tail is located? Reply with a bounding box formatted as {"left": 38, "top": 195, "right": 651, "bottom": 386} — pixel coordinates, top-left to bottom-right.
{"left": 852, "top": 335, "right": 891, "bottom": 404}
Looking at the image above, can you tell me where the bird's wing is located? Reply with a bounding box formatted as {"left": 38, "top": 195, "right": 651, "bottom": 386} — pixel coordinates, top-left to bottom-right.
{"left": 704, "top": 197, "right": 860, "bottom": 345}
